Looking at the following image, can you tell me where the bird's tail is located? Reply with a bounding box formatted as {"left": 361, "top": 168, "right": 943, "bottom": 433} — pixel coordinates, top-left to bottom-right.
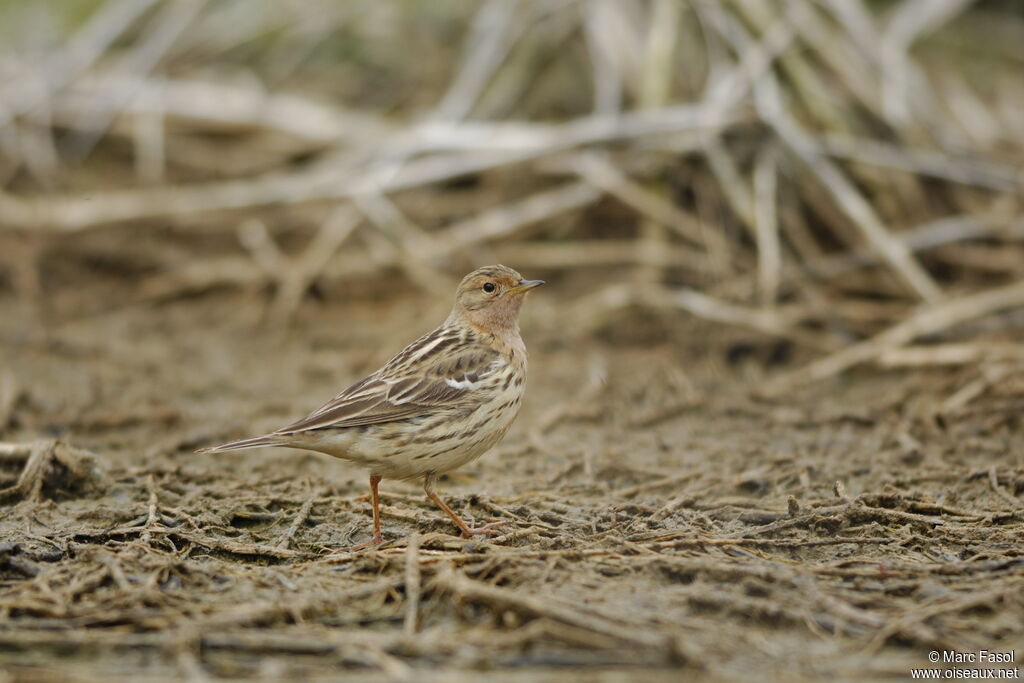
{"left": 195, "top": 434, "right": 283, "bottom": 454}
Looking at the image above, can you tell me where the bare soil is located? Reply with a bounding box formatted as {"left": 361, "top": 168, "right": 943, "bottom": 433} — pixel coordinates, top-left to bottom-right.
{"left": 1, "top": 288, "right": 1022, "bottom": 682}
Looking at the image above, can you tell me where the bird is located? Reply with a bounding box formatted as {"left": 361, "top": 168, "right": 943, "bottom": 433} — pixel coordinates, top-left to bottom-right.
{"left": 197, "top": 265, "right": 543, "bottom": 548}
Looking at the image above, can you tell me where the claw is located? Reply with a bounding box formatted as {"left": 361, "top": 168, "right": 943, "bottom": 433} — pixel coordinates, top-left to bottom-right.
{"left": 460, "top": 521, "right": 507, "bottom": 538}
{"left": 341, "top": 533, "right": 386, "bottom": 552}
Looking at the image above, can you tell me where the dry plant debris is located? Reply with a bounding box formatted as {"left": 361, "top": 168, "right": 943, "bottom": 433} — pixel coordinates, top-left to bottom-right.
{"left": 1, "top": 344, "right": 1022, "bottom": 679}
{"left": 0, "top": 0, "right": 1022, "bottom": 680}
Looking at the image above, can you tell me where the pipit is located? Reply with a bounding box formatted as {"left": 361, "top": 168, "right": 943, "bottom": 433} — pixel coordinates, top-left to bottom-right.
{"left": 198, "top": 265, "right": 543, "bottom": 547}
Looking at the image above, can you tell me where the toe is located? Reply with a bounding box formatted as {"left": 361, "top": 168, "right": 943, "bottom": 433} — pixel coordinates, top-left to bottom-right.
{"left": 461, "top": 521, "right": 507, "bottom": 537}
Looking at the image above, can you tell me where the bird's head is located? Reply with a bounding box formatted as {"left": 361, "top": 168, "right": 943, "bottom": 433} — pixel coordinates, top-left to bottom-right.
{"left": 449, "top": 264, "right": 544, "bottom": 335}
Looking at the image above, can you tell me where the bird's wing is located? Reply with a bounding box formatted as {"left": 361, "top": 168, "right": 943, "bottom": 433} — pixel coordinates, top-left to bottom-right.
{"left": 273, "top": 329, "right": 501, "bottom": 434}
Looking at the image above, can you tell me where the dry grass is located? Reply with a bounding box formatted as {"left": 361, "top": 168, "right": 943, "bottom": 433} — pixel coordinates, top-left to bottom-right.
{"left": 1, "top": 1, "right": 1023, "bottom": 680}
{"left": 0, "top": 0, "right": 1021, "bottom": 375}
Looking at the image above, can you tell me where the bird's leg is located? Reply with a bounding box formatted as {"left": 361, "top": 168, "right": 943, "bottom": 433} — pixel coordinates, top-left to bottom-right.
{"left": 339, "top": 474, "right": 384, "bottom": 551}
{"left": 367, "top": 474, "right": 383, "bottom": 543}
{"left": 423, "top": 473, "right": 506, "bottom": 538}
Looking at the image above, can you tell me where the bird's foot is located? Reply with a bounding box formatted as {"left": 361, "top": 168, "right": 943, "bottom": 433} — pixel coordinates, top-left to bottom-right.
{"left": 331, "top": 533, "right": 385, "bottom": 554}
{"left": 459, "top": 520, "right": 507, "bottom": 538}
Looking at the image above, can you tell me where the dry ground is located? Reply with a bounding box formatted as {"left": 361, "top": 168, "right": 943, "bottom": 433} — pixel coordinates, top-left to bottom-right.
{"left": 1, "top": 286, "right": 1022, "bottom": 682}
{"left": 1, "top": 2, "right": 1022, "bottom": 681}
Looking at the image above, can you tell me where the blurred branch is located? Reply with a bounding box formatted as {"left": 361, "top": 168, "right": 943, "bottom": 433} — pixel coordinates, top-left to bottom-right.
{"left": 877, "top": 343, "right": 1024, "bottom": 368}
{"left": 566, "top": 152, "right": 732, "bottom": 259}
{"left": 820, "top": 135, "right": 1020, "bottom": 192}
{"left": 64, "top": 0, "right": 207, "bottom": 161}
{"left": 753, "top": 146, "right": 780, "bottom": 306}
{"left": 136, "top": 182, "right": 601, "bottom": 302}
{"left": 572, "top": 282, "right": 834, "bottom": 350}
{"left": 756, "top": 70, "right": 943, "bottom": 303}
{"left": 432, "top": 0, "right": 523, "bottom": 122}
{"left": 0, "top": 0, "right": 158, "bottom": 129}
{"left": 495, "top": 240, "right": 716, "bottom": 273}
{"left": 352, "top": 192, "right": 455, "bottom": 296}
{"left": 640, "top": 0, "right": 682, "bottom": 109}
{"left": 266, "top": 204, "right": 361, "bottom": 325}
{"left": 768, "top": 279, "right": 1024, "bottom": 391}
{"left": 881, "top": 0, "right": 976, "bottom": 128}
{"left": 0, "top": 0, "right": 1021, "bottom": 386}
{"left": 50, "top": 73, "right": 392, "bottom": 146}
{"left": 0, "top": 103, "right": 740, "bottom": 232}
{"left": 423, "top": 182, "right": 601, "bottom": 257}
{"left": 796, "top": 216, "right": 1024, "bottom": 285}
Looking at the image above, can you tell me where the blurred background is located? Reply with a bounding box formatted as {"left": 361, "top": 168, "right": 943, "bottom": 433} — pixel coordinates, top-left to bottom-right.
{"left": 0, "top": 0, "right": 1021, "bottom": 362}
{"left": 2, "top": 2, "right": 1024, "bottom": 680}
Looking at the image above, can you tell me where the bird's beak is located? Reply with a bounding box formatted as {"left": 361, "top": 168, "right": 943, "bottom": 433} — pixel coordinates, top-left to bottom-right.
{"left": 508, "top": 279, "right": 545, "bottom": 295}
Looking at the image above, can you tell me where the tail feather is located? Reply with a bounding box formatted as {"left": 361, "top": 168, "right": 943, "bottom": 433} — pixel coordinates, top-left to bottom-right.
{"left": 196, "top": 434, "right": 283, "bottom": 454}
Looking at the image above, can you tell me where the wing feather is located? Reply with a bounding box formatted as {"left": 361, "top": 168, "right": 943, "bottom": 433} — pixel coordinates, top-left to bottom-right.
{"left": 273, "top": 329, "right": 500, "bottom": 434}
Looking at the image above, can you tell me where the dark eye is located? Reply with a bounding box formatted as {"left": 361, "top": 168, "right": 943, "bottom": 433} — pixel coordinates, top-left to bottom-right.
{"left": 482, "top": 282, "right": 496, "bottom": 293}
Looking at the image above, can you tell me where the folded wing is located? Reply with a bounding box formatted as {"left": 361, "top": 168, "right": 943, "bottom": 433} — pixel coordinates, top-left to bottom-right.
{"left": 274, "top": 337, "right": 500, "bottom": 434}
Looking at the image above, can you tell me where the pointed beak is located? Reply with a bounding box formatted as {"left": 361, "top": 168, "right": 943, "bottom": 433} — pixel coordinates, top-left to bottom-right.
{"left": 508, "top": 279, "right": 544, "bottom": 295}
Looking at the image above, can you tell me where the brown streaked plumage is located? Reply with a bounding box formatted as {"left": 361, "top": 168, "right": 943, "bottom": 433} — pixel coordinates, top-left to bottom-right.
{"left": 198, "top": 265, "right": 543, "bottom": 547}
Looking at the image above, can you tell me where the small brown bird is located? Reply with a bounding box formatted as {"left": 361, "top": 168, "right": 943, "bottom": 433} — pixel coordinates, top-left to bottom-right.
{"left": 198, "top": 265, "right": 543, "bottom": 547}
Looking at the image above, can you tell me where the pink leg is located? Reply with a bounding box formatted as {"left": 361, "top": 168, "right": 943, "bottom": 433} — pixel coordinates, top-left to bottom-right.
{"left": 342, "top": 474, "right": 384, "bottom": 551}
{"left": 423, "top": 473, "right": 506, "bottom": 538}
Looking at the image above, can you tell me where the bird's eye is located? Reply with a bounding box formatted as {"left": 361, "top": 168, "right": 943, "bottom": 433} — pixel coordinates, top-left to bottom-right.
{"left": 482, "top": 282, "right": 496, "bottom": 293}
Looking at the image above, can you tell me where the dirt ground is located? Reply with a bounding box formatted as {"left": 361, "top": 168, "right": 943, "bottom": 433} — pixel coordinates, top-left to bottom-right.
{"left": 1, "top": 283, "right": 1022, "bottom": 682}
